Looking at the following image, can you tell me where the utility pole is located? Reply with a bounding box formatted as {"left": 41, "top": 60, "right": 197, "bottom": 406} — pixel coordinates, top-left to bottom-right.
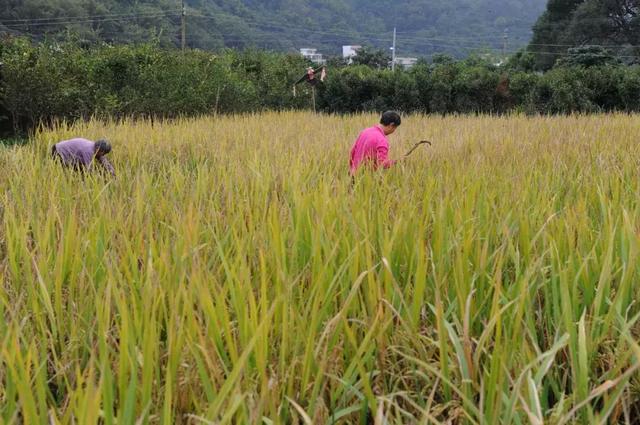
{"left": 391, "top": 27, "right": 397, "bottom": 71}
{"left": 502, "top": 29, "right": 508, "bottom": 57}
{"left": 311, "top": 87, "right": 316, "bottom": 113}
{"left": 181, "top": 0, "right": 186, "bottom": 51}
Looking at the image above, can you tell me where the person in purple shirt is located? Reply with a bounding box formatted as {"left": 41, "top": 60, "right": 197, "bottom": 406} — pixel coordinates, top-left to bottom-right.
{"left": 51, "top": 138, "right": 115, "bottom": 177}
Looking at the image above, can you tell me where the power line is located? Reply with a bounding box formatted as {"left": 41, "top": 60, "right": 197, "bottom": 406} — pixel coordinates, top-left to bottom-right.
{"left": 192, "top": 12, "right": 536, "bottom": 44}
{"left": 194, "top": 13, "right": 530, "bottom": 40}
{"left": 397, "top": 32, "right": 531, "bottom": 44}
{"left": 181, "top": 1, "right": 186, "bottom": 51}
{"left": 395, "top": 29, "right": 534, "bottom": 38}
{"left": 391, "top": 27, "right": 396, "bottom": 71}
{"left": 527, "top": 42, "right": 640, "bottom": 49}
{"left": 180, "top": 24, "right": 640, "bottom": 59}
{"left": 393, "top": 33, "right": 640, "bottom": 50}
{"left": 202, "top": 29, "right": 638, "bottom": 60}
{"left": 210, "top": 33, "right": 617, "bottom": 59}
{"left": 11, "top": 30, "right": 638, "bottom": 61}
{"left": 517, "top": 49, "right": 639, "bottom": 58}
{"left": 190, "top": 18, "right": 525, "bottom": 56}
{"left": 1, "top": 11, "right": 181, "bottom": 28}
{"left": 6, "top": 9, "right": 637, "bottom": 60}
{"left": 190, "top": 13, "right": 379, "bottom": 39}
{"left": 3, "top": 9, "right": 534, "bottom": 52}
{"left": 396, "top": 37, "right": 639, "bottom": 58}
{"left": 0, "top": 9, "right": 181, "bottom": 24}
{"left": 190, "top": 13, "right": 541, "bottom": 55}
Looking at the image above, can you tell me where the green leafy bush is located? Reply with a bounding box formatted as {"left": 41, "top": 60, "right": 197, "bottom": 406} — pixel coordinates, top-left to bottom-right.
{"left": 3, "top": 37, "right": 640, "bottom": 137}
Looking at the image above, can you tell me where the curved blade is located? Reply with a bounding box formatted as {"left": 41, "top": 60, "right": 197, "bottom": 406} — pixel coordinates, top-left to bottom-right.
{"left": 405, "top": 140, "right": 432, "bottom": 157}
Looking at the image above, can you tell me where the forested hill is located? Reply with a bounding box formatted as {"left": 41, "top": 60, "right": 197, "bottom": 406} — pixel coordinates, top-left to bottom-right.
{"left": 0, "top": 0, "right": 546, "bottom": 57}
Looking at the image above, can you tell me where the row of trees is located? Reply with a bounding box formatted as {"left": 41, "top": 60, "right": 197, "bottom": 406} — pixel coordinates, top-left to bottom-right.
{"left": 2, "top": 38, "right": 640, "bottom": 136}
{"left": 0, "top": 38, "right": 311, "bottom": 135}
{"left": 322, "top": 49, "right": 640, "bottom": 114}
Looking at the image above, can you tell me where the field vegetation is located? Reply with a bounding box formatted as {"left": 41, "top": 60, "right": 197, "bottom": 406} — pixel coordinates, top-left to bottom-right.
{"left": 1, "top": 112, "right": 639, "bottom": 423}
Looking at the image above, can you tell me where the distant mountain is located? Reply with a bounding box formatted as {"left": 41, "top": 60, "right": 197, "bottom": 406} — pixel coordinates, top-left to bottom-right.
{"left": 0, "top": 0, "right": 547, "bottom": 58}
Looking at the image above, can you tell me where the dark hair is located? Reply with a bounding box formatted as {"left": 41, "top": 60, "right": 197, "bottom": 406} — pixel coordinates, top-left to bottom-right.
{"left": 95, "top": 139, "right": 112, "bottom": 155}
{"left": 380, "top": 111, "right": 401, "bottom": 127}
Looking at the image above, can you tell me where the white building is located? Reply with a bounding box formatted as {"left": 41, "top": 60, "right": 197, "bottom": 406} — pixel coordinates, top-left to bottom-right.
{"left": 394, "top": 57, "right": 418, "bottom": 69}
{"left": 300, "top": 48, "right": 326, "bottom": 65}
{"left": 342, "top": 45, "right": 362, "bottom": 63}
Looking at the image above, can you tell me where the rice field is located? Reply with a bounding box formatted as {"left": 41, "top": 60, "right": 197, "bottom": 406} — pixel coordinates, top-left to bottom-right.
{"left": 1, "top": 112, "right": 640, "bottom": 424}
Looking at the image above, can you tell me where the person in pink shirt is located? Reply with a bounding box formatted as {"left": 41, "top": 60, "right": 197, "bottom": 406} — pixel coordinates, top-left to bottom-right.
{"left": 349, "top": 111, "right": 401, "bottom": 176}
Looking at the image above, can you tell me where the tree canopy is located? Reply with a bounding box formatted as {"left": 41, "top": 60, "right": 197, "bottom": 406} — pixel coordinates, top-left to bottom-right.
{"left": 530, "top": 0, "right": 640, "bottom": 69}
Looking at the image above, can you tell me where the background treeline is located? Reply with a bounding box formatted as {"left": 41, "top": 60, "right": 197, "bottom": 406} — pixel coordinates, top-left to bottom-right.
{"left": 2, "top": 37, "right": 640, "bottom": 136}
{"left": 0, "top": 37, "right": 312, "bottom": 136}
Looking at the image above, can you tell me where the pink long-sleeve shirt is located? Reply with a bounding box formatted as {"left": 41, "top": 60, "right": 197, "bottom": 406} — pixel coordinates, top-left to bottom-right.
{"left": 349, "top": 125, "right": 395, "bottom": 175}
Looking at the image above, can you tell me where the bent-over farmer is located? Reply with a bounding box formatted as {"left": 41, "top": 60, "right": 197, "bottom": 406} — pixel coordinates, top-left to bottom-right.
{"left": 51, "top": 138, "right": 115, "bottom": 177}
{"left": 349, "top": 111, "right": 401, "bottom": 176}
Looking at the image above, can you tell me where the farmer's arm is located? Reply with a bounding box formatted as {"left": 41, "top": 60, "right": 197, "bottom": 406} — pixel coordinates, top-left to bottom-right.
{"left": 97, "top": 156, "right": 116, "bottom": 177}
{"left": 376, "top": 142, "right": 396, "bottom": 169}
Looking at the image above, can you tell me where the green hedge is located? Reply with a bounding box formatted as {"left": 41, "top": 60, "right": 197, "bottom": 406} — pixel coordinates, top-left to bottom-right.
{"left": 2, "top": 37, "right": 640, "bottom": 136}
{"left": 318, "top": 62, "right": 640, "bottom": 115}
{"left": 0, "top": 38, "right": 311, "bottom": 135}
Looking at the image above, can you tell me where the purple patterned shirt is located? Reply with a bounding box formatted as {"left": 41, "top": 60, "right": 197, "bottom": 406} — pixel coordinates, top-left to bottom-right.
{"left": 54, "top": 138, "right": 115, "bottom": 176}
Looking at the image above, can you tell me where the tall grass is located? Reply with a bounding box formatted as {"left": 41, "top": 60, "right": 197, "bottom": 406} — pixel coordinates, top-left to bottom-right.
{"left": 1, "top": 112, "right": 639, "bottom": 424}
